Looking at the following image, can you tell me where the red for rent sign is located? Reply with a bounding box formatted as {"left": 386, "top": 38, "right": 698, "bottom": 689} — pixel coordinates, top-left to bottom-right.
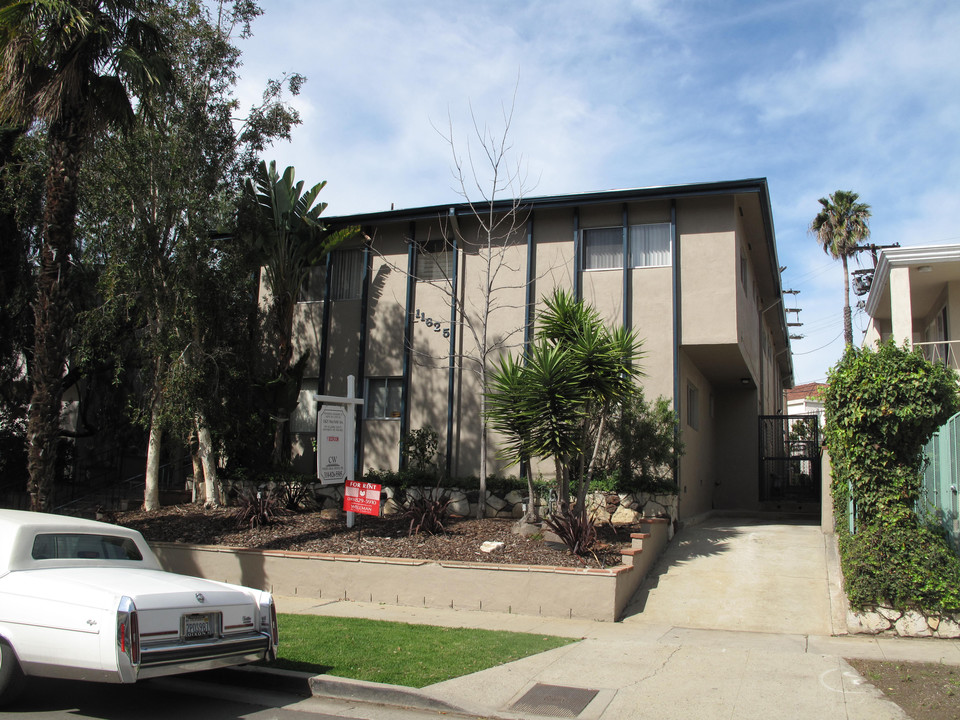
{"left": 343, "top": 480, "right": 381, "bottom": 516}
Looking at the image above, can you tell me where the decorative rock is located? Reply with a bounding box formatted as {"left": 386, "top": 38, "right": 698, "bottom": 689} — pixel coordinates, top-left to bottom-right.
{"left": 513, "top": 520, "right": 542, "bottom": 537}
{"left": 877, "top": 606, "right": 902, "bottom": 622}
{"left": 935, "top": 616, "right": 960, "bottom": 638}
{"left": 847, "top": 609, "right": 890, "bottom": 634}
{"left": 510, "top": 503, "right": 524, "bottom": 519}
{"left": 928, "top": 616, "right": 941, "bottom": 632}
{"left": 504, "top": 490, "right": 524, "bottom": 505}
{"left": 611, "top": 506, "right": 641, "bottom": 524}
{"left": 447, "top": 498, "right": 470, "bottom": 516}
{"left": 480, "top": 541, "right": 505, "bottom": 553}
{"left": 895, "top": 611, "right": 933, "bottom": 637}
{"left": 319, "top": 508, "right": 342, "bottom": 520}
{"left": 381, "top": 498, "right": 402, "bottom": 516}
{"left": 486, "top": 494, "right": 507, "bottom": 511}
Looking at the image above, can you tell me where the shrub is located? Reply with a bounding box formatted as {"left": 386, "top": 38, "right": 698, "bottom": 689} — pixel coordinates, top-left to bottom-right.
{"left": 400, "top": 426, "right": 439, "bottom": 472}
{"left": 824, "top": 341, "right": 960, "bottom": 612}
{"left": 592, "top": 391, "right": 681, "bottom": 496}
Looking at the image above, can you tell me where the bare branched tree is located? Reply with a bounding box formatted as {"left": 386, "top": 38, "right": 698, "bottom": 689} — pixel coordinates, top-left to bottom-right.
{"left": 442, "top": 93, "right": 533, "bottom": 518}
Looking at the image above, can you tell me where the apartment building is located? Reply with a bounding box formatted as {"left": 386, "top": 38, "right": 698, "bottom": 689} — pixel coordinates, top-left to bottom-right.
{"left": 272, "top": 178, "right": 794, "bottom": 520}
{"left": 863, "top": 244, "right": 960, "bottom": 369}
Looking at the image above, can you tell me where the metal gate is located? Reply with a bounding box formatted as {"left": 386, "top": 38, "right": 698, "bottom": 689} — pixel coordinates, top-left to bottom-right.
{"left": 759, "top": 414, "right": 822, "bottom": 504}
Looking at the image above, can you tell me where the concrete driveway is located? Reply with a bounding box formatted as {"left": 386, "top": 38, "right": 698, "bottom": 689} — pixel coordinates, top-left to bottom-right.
{"left": 622, "top": 515, "right": 834, "bottom": 635}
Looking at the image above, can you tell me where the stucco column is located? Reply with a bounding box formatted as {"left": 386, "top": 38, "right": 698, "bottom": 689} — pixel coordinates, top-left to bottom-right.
{"left": 889, "top": 265, "right": 914, "bottom": 347}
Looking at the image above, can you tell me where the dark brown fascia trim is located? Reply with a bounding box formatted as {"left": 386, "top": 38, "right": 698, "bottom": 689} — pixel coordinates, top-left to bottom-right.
{"left": 324, "top": 178, "right": 773, "bottom": 228}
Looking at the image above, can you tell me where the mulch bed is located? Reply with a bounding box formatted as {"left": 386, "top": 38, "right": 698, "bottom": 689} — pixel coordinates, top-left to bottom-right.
{"left": 113, "top": 505, "right": 643, "bottom": 569}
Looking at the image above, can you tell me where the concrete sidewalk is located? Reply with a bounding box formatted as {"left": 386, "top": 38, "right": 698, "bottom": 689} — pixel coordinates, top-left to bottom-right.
{"left": 274, "top": 517, "right": 959, "bottom": 719}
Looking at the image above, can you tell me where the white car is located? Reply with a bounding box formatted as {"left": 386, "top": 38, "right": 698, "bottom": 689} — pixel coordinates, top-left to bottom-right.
{"left": 0, "top": 509, "right": 278, "bottom": 705}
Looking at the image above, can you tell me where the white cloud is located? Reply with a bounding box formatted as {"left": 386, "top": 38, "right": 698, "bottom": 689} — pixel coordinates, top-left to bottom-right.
{"left": 230, "top": 0, "right": 960, "bottom": 382}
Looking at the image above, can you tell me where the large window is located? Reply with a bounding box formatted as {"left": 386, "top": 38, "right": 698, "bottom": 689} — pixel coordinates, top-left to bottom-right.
{"left": 583, "top": 223, "right": 671, "bottom": 270}
{"left": 416, "top": 239, "right": 454, "bottom": 282}
{"left": 331, "top": 248, "right": 363, "bottom": 300}
{"left": 366, "top": 377, "right": 403, "bottom": 419}
{"left": 294, "top": 248, "right": 364, "bottom": 302}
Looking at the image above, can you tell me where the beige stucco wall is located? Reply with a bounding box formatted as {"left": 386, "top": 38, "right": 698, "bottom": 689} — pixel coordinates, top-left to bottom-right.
{"left": 678, "top": 196, "right": 737, "bottom": 347}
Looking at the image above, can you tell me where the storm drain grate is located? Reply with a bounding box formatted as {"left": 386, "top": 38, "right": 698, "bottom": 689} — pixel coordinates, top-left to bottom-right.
{"left": 510, "top": 683, "right": 599, "bottom": 718}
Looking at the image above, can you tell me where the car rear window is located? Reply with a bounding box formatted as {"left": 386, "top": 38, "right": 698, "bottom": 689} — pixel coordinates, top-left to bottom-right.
{"left": 31, "top": 533, "right": 144, "bottom": 561}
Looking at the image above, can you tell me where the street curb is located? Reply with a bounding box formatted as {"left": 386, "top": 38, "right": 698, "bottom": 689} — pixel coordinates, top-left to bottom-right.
{"left": 308, "top": 674, "right": 469, "bottom": 714}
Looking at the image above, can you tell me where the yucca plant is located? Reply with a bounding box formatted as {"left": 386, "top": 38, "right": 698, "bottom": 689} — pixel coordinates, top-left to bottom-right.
{"left": 402, "top": 488, "right": 452, "bottom": 536}
{"left": 234, "top": 488, "right": 287, "bottom": 529}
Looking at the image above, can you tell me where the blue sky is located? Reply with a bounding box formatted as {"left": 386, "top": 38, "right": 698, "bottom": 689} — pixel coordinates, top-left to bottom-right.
{"left": 235, "top": 0, "right": 960, "bottom": 384}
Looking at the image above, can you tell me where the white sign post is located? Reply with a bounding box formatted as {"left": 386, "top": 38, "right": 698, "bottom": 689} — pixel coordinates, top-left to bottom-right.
{"left": 314, "top": 375, "right": 364, "bottom": 527}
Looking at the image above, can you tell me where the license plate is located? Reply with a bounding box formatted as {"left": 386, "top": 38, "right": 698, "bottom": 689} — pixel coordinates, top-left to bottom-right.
{"left": 182, "top": 612, "right": 218, "bottom": 640}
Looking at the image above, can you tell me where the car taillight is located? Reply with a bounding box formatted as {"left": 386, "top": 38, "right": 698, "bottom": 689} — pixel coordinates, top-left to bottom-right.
{"left": 270, "top": 600, "right": 278, "bottom": 646}
{"left": 117, "top": 596, "right": 140, "bottom": 666}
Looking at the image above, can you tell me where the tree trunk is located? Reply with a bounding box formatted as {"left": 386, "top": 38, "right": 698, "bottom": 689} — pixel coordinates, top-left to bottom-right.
{"left": 191, "top": 447, "right": 203, "bottom": 503}
{"left": 523, "top": 459, "right": 539, "bottom": 522}
{"left": 554, "top": 456, "right": 568, "bottom": 510}
{"left": 478, "top": 390, "right": 488, "bottom": 519}
{"left": 196, "top": 414, "right": 219, "bottom": 507}
{"left": 26, "top": 119, "right": 83, "bottom": 511}
{"left": 842, "top": 254, "right": 853, "bottom": 347}
{"left": 144, "top": 409, "right": 162, "bottom": 511}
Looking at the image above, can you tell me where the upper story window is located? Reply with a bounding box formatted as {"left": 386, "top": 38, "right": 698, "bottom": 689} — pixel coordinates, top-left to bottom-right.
{"left": 583, "top": 223, "right": 671, "bottom": 270}
{"left": 331, "top": 248, "right": 363, "bottom": 300}
{"left": 297, "top": 249, "right": 364, "bottom": 302}
{"left": 416, "top": 239, "right": 453, "bottom": 282}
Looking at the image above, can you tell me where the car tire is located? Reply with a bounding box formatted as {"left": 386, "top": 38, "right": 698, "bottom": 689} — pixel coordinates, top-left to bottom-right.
{"left": 0, "top": 639, "right": 26, "bottom": 707}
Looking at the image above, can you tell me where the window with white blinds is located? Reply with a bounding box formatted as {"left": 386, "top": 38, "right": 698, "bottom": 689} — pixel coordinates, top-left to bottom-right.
{"left": 330, "top": 248, "right": 363, "bottom": 300}
{"left": 628, "top": 223, "right": 671, "bottom": 267}
{"left": 416, "top": 240, "right": 453, "bottom": 282}
{"left": 583, "top": 223, "right": 671, "bottom": 270}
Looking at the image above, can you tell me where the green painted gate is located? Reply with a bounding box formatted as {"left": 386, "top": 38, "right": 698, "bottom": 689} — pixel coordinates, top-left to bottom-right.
{"left": 921, "top": 411, "right": 960, "bottom": 551}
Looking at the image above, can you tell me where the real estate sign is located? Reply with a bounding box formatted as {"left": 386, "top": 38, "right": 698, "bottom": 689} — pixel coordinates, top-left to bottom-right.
{"left": 343, "top": 480, "right": 381, "bottom": 516}
{"left": 317, "top": 405, "right": 347, "bottom": 485}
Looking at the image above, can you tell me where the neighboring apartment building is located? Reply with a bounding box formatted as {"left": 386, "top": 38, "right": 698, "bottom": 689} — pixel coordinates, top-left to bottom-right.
{"left": 785, "top": 381, "right": 827, "bottom": 426}
{"left": 272, "top": 178, "right": 795, "bottom": 520}
{"left": 863, "top": 244, "right": 960, "bottom": 369}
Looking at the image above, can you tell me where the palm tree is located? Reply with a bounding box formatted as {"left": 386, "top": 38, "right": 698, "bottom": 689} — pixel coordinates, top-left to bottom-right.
{"left": 810, "top": 190, "right": 871, "bottom": 348}
{"left": 0, "top": 0, "right": 171, "bottom": 510}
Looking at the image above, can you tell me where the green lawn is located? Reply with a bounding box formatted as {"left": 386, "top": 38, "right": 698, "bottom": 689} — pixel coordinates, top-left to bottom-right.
{"left": 265, "top": 614, "right": 577, "bottom": 688}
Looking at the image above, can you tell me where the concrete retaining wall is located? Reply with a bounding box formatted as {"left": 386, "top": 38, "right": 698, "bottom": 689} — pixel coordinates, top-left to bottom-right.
{"left": 150, "top": 518, "right": 670, "bottom": 622}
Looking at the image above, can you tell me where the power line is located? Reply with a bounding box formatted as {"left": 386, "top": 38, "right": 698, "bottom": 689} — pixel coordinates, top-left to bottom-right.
{"left": 792, "top": 330, "right": 843, "bottom": 356}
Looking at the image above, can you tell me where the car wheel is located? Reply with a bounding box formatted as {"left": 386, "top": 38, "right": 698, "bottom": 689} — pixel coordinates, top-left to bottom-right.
{"left": 0, "top": 639, "right": 26, "bottom": 707}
